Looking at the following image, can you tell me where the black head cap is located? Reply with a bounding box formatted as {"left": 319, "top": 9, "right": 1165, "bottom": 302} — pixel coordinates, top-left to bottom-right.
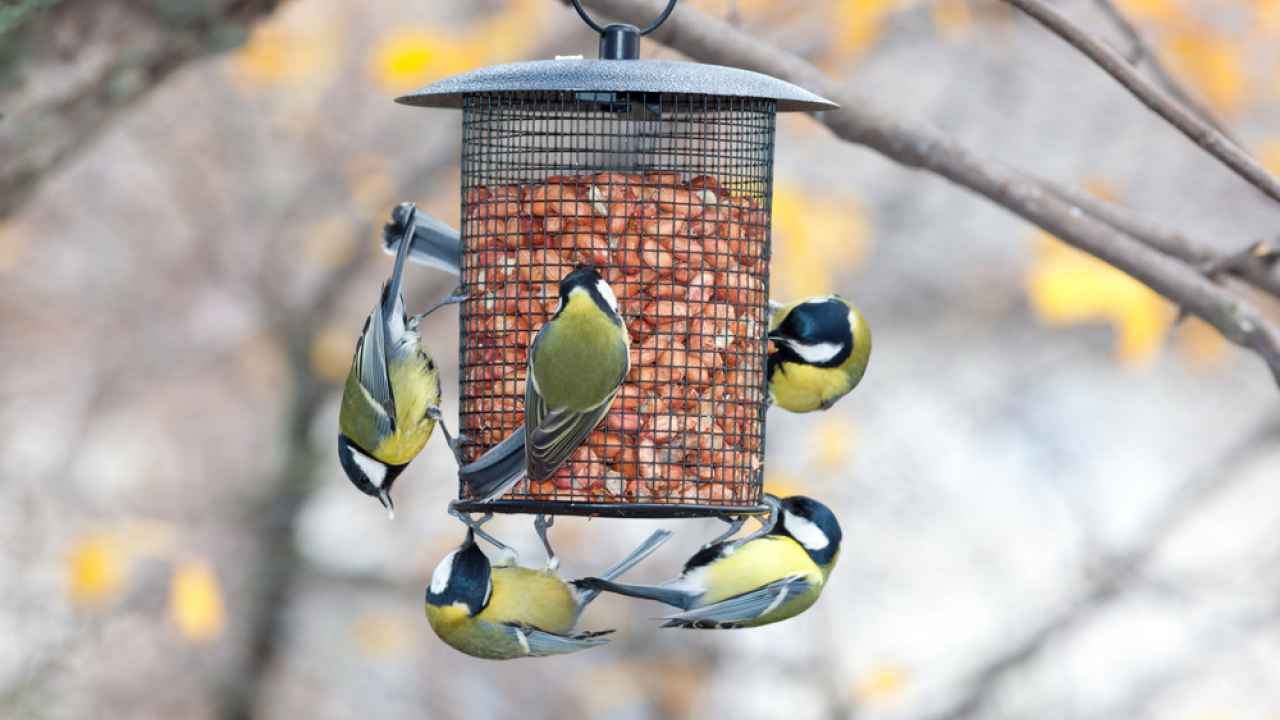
{"left": 337, "top": 434, "right": 408, "bottom": 512}
{"left": 768, "top": 297, "right": 854, "bottom": 368}
{"left": 555, "top": 264, "right": 620, "bottom": 320}
{"left": 425, "top": 530, "right": 492, "bottom": 615}
{"left": 775, "top": 495, "right": 843, "bottom": 566}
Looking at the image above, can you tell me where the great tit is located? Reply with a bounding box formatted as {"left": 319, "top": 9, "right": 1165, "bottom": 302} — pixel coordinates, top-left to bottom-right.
{"left": 338, "top": 204, "right": 464, "bottom": 516}
{"left": 463, "top": 265, "right": 630, "bottom": 502}
{"left": 426, "top": 527, "right": 672, "bottom": 659}
{"left": 575, "top": 495, "right": 842, "bottom": 629}
{"left": 767, "top": 296, "right": 871, "bottom": 413}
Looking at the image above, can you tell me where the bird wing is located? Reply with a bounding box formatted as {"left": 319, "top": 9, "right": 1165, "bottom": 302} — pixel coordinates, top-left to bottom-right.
{"left": 383, "top": 203, "right": 461, "bottom": 276}
{"left": 499, "top": 624, "right": 613, "bottom": 657}
{"left": 661, "top": 574, "right": 813, "bottom": 628}
{"left": 524, "top": 393, "right": 618, "bottom": 482}
{"left": 353, "top": 304, "right": 396, "bottom": 437}
{"left": 522, "top": 306, "right": 629, "bottom": 482}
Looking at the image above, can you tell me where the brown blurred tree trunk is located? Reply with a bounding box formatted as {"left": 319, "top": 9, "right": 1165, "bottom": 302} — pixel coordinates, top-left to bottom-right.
{"left": 0, "top": 0, "right": 280, "bottom": 219}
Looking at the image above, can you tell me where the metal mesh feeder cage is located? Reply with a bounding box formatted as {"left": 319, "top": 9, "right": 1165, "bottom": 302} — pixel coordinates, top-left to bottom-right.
{"left": 397, "top": 4, "right": 836, "bottom": 519}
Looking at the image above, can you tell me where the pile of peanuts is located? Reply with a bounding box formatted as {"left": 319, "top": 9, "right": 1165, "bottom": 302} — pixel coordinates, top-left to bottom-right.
{"left": 458, "top": 170, "right": 768, "bottom": 505}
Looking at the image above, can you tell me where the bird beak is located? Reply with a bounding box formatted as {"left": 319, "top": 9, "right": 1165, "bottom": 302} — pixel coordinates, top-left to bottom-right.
{"left": 377, "top": 488, "right": 395, "bottom": 521}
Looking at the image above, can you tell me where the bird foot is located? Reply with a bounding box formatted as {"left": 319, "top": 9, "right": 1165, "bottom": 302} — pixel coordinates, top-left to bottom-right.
{"left": 704, "top": 515, "right": 746, "bottom": 547}
{"left": 535, "top": 514, "right": 558, "bottom": 570}
{"left": 448, "top": 503, "right": 513, "bottom": 555}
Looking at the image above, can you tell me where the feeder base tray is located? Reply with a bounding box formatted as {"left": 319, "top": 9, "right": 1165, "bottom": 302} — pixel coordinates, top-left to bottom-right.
{"left": 451, "top": 499, "right": 771, "bottom": 519}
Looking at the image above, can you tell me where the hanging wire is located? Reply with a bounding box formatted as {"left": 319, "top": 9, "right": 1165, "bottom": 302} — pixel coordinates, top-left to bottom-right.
{"left": 570, "top": 0, "right": 679, "bottom": 35}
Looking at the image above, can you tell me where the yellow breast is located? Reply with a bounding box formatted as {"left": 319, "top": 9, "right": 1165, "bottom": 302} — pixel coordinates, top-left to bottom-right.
{"left": 702, "top": 536, "right": 823, "bottom": 605}
{"left": 373, "top": 356, "right": 441, "bottom": 465}
{"left": 769, "top": 361, "right": 855, "bottom": 414}
{"left": 476, "top": 566, "right": 578, "bottom": 634}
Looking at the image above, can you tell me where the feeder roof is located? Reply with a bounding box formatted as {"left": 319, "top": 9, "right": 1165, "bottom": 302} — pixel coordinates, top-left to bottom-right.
{"left": 396, "top": 58, "right": 838, "bottom": 113}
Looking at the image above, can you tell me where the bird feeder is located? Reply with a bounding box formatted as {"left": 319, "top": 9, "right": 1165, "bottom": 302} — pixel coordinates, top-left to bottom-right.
{"left": 398, "top": 0, "right": 836, "bottom": 518}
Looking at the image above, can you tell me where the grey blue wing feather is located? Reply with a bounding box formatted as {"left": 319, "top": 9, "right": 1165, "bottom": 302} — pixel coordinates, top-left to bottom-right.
{"left": 354, "top": 305, "right": 396, "bottom": 437}
{"left": 500, "top": 624, "right": 613, "bottom": 656}
{"left": 660, "top": 575, "right": 813, "bottom": 628}
{"left": 459, "top": 426, "right": 528, "bottom": 502}
{"left": 383, "top": 203, "right": 462, "bottom": 276}
{"left": 524, "top": 393, "right": 618, "bottom": 482}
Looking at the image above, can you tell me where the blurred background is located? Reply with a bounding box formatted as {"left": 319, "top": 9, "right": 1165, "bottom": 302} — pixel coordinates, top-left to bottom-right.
{"left": 2, "top": 0, "right": 1279, "bottom": 718}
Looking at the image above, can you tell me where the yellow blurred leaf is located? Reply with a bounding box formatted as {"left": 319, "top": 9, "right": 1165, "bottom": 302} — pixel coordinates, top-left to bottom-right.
{"left": 1255, "top": 0, "right": 1280, "bottom": 36}
{"left": 169, "top": 559, "right": 226, "bottom": 642}
{"left": 812, "top": 415, "right": 857, "bottom": 469}
{"left": 1025, "top": 232, "right": 1173, "bottom": 365}
{"left": 1176, "top": 316, "right": 1229, "bottom": 368}
{"left": 931, "top": 0, "right": 973, "bottom": 38}
{"left": 765, "top": 469, "right": 805, "bottom": 498}
{"left": 369, "top": 30, "right": 472, "bottom": 93}
{"left": 351, "top": 611, "right": 412, "bottom": 658}
{"left": 231, "top": 16, "right": 338, "bottom": 88}
{"left": 772, "top": 182, "right": 873, "bottom": 297}
{"left": 1165, "top": 30, "right": 1246, "bottom": 116}
{"left": 832, "top": 0, "right": 906, "bottom": 62}
{"left": 311, "top": 325, "right": 355, "bottom": 383}
{"left": 67, "top": 533, "right": 126, "bottom": 608}
{"left": 1116, "top": 0, "right": 1178, "bottom": 21}
{"left": 853, "top": 662, "right": 908, "bottom": 703}
{"left": 1260, "top": 140, "right": 1280, "bottom": 176}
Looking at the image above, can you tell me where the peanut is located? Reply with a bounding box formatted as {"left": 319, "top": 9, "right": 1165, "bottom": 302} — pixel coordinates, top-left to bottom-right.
{"left": 459, "top": 170, "right": 769, "bottom": 506}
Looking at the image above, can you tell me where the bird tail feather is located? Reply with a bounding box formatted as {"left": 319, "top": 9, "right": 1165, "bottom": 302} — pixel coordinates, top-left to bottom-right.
{"left": 459, "top": 427, "right": 528, "bottom": 503}
{"left": 383, "top": 203, "right": 462, "bottom": 276}
{"left": 569, "top": 577, "right": 693, "bottom": 611}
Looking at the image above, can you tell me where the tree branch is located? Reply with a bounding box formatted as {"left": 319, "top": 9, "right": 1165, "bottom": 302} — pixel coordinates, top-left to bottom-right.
{"left": 581, "top": 0, "right": 1280, "bottom": 387}
{"left": 1003, "top": 0, "right": 1280, "bottom": 204}
{"left": 1037, "top": 181, "right": 1280, "bottom": 298}
{"left": 1089, "top": 0, "right": 1242, "bottom": 147}
{"left": 0, "top": 0, "right": 281, "bottom": 220}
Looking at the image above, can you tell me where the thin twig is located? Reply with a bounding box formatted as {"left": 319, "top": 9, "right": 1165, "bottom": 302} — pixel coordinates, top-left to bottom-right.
{"left": 582, "top": 0, "right": 1280, "bottom": 387}
{"left": 1003, "top": 0, "right": 1280, "bottom": 204}
{"left": 1038, "top": 181, "right": 1280, "bottom": 298}
{"left": 1090, "top": 0, "right": 1243, "bottom": 147}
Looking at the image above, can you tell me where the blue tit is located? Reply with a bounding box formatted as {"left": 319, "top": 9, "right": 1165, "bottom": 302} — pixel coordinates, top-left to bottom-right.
{"left": 338, "top": 204, "right": 464, "bottom": 516}
{"left": 382, "top": 202, "right": 461, "bottom": 276}
{"left": 426, "top": 527, "right": 672, "bottom": 659}
{"left": 767, "top": 296, "right": 871, "bottom": 413}
{"left": 575, "top": 495, "right": 842, "bottom": 629}
{"left": 463, "top": 265, "right": 630, "bottom": 502}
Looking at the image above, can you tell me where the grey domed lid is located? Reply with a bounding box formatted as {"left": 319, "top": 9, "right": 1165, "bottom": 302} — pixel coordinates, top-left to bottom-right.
{"left": 396, "top": 58, "right": 838, "bottom": 113}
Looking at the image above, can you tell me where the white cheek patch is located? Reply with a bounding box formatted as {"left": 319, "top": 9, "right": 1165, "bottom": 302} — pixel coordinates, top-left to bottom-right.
{"left": 430, "top": 551, "right": 458, "bottom": 594}
{"left": 789, "top": 340, "right": 843, "bottom": 365}
{"left": 785, "top": 511, "right": 830, "bottom": 551}
{"left": 350, "top": 447, "right": 389, "bottom": 489}
{"left": 595, "top": 279, "right": 619, "bottom": 313}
